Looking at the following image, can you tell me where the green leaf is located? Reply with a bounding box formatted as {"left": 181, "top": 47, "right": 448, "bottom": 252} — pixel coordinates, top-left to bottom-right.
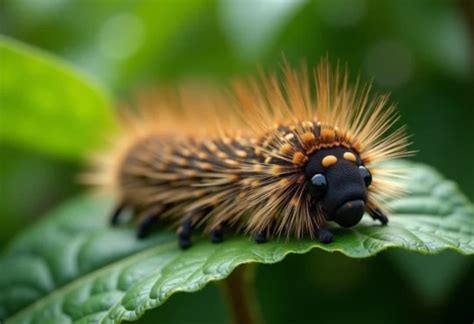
{"left": 1, "top": 160, "right": 473, "bottom": 323}
{"left": 0, "top": 36, "right": 115, "bottom": 158}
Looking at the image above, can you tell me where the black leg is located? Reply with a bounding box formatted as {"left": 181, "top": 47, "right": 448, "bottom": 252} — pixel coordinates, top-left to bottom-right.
{"left": 110, "top": 203, "right": 125, "bottom": 226}
{"left": 136, "top": 213, "right": 158, "bottom": 239}
{"left": 255, "top": 232, "right": 268, "bottom": 244}
{"left": 368, "top": 207, "right": 389, "bottom": 225}
{"left": 210, "top": 223, "right": 225, "bottom": 244}
{"left": 177, "top": 207, "right": 212, "bottom": 249}
{"left": 316, "top": 227, "right": 334, "bottom": 244}
{"left": 255, "top": 222, "right": 274, "bottom": 244}
{"left": 177, "top": 216, "right": 193, "bottom": 249}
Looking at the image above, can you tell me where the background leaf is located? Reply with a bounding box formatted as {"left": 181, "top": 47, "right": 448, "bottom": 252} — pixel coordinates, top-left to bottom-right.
{"left": 0, "top": 36, "right": 115, "bottom": 158}
{"left": 0, "top": 160, "right": 472, "bottom": 323}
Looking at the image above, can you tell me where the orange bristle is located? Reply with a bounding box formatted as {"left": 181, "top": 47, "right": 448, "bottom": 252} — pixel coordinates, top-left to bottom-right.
{"left": 84, "top": 59, "right": 411, "bottom": 244}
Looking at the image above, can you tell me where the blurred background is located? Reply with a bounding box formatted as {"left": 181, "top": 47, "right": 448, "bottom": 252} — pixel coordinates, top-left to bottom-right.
{"left": 0, "top": 0, "right": 473, "bottom": 323}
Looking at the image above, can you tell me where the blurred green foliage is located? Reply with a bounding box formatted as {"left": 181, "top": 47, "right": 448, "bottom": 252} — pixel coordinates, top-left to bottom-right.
{"left": 0, "top": 0, "right": 473, "bottom": 323}
{"left": 0, "top": 36, "right": 115, "bottom": 158}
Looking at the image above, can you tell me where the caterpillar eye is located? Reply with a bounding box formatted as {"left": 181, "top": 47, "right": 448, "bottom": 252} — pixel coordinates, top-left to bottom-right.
{"left": 308, "top": 173, "right": 327, "bottom": 198}
{"left": 359, "top": 166, "right": 372, "bottom": 187}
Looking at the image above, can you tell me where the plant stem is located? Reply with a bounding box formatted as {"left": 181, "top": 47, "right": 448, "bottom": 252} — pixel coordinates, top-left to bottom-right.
{"left": 221, "top": 264, "right": 263, "bottom": 324}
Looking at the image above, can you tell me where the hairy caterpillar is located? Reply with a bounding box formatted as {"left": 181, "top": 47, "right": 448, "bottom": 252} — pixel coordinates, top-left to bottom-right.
{"left": 85, "top": 60, "right": 411, "bottom": 249}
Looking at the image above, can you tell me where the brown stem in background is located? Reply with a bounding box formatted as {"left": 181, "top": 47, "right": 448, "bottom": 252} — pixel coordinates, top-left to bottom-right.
{"left": 221, "top": 264, "right": 263, "bottom": 324}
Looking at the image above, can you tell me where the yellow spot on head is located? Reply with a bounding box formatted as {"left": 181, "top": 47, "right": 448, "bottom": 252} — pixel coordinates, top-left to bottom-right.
{"left": 296, "top": 175, "right": 305, "bottom": 184}
{"left": 353, "top": 142, "right": 362, "bottom": 152}
{"left": 345, "top": 132, "right": 353, "bottom": 142}
{"left": 251, "top": 179, "right": 260, "bottom": 187}
{"left": 206, "top": 142, "right": 218, "bottom": 152}
{"left": 237, "top": 138, "right": 249, "bottom": 146}
{"left": 301, "top": 132, "right": 316, "bottom": 146}
{"left": 290, "top": 198, "right": 300, "bottom": 206}
{"left": 241, "top": 178, "right": 252, "bottom": 186}
{"left": 271, "top": 165, "right": 283, "bottom": 175}
{"left": 174, "top": 157, "right": 188, "bottom": 166}
{"left": 227, "top": 174, "right": 240, "bottom": 182}
{"left": 235, "top": 150, "right": 247, "bottom": 158}
{"left": 193, "top": 190, "right": 206, "bottom": 198}
{"left": 184, "top": 170, "right": 198, "bottom": 177}
{"left": 224, "top": 159, "right": 239, "bottom": 167}
{"left": 180, "top": 148, "right": 192, "bottom": 157}
{"left": 292, "top": 152, "right": 306, "bottom": 165}
{"left": 217, "top": 151, "right": 228, "bottom": 159}
{"left": 211, "top": 197, "right": 220, "bottom": 206}
{"left": 198, "top": 162, "right": 212, "bottom": 171}
{"left": 322, "top": 155, "right": 337, "bottom": 168}
{"left": 157, "top": 163, "right": 167, "bottom": 171}
{"left": 302, "top": 121, "right": 314, "bottom": 128}
{"left": 278, "top": 178, "right": 290, "bottom": 187}
{"left": 197, "top": 152, "right": 208, "bottom": 160}
{"left": 279, "top": 143, "right": 293, "bottom": 155}
{"left": 321, "top": 128, "right": 335, "bottom": 141}
{"left": 168, "top": 174, "right": 180, "bottom": 181}
{"left": 343, "top": 152, "right": 357, "bottom": 162}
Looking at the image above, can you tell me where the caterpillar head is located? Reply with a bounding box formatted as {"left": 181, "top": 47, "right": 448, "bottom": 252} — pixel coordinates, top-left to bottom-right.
{"left": 304, "top": 147, "right": 371, "bottom": 228}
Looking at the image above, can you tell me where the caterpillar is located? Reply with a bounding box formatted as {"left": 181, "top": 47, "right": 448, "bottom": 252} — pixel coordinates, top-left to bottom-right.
{"left": 85, "top": 60, "right": 411, "bottom": 249}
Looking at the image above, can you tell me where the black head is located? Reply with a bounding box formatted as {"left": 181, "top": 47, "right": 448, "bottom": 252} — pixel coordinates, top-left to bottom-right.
{"left": 304, "top": 147, "right": 372, "bottom": 228}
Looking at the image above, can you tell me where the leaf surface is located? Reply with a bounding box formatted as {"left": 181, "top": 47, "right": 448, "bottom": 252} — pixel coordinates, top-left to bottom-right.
{"left": 1, "top": 161, "right": 473, "bottom": 323}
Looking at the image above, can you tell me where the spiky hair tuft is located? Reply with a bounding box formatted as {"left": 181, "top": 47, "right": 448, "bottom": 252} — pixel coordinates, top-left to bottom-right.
{"left": 85, "top": 59, "right": 412, "bottom": 241}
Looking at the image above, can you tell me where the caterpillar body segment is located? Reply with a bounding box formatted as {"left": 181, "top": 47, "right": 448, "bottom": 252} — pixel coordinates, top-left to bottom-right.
{"left": 86, "top": 61, "right": 411, "bottom": 248}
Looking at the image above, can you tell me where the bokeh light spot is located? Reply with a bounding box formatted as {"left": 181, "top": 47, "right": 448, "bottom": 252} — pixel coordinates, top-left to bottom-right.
{"left": 98, "top": 13, "right": 145, "bottom": 61}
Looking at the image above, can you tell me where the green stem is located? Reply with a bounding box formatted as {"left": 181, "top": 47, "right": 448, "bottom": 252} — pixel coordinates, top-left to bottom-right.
{"left": 221, "top": 264, "right": 263, "bottom": 324}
